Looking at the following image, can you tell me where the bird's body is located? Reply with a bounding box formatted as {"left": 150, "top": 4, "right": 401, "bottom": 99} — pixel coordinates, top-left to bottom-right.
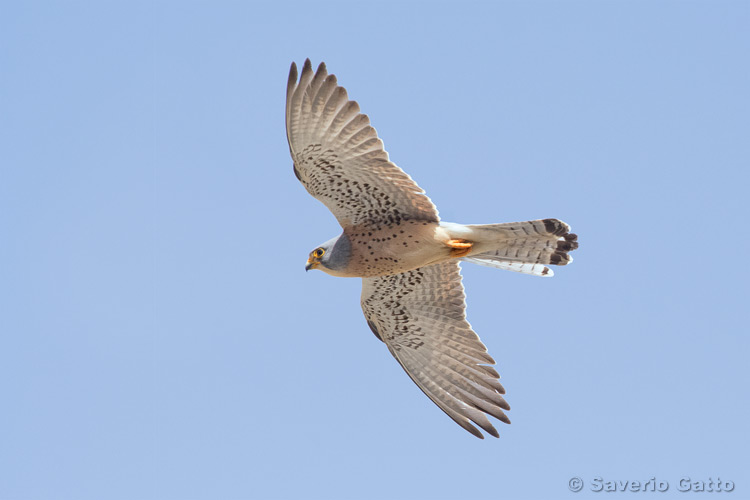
{"left": 286, "top": 59, "right": 578, "bottom": 438}
{"left": 312, "top": 219, "right": 575, "bottom": 278}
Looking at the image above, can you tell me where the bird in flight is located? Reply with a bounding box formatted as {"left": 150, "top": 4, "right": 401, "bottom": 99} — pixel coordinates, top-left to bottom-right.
{"left": 286, "top": 59, "right": 578, "bottom": 438}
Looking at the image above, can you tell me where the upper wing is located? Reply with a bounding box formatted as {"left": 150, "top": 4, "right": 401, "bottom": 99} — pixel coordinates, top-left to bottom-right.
{"left": 286, "top": 59, "right": 439, "bottom": 228}
{"left": 361, "top": 261, "right": 510, "bottom": 438}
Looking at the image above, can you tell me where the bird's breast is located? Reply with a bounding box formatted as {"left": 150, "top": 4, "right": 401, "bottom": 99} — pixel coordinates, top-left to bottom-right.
{"left": 342, "top": 221, "right": 449, "bottom": 277}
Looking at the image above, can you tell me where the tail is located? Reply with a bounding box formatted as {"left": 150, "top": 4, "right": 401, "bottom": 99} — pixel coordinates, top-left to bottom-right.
{"left": 441, "top": 219, "right": 579, "bottom": 277}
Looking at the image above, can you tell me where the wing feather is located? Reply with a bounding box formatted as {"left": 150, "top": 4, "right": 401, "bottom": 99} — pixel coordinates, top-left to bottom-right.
{"left": 393, "top": 347, "right": 498, "bottom": 439}
{"left": 286, "top": 59, "right": 439, "bottom": 228}
{"left": 361, "top": 261, "right": 510, "bottom": 438}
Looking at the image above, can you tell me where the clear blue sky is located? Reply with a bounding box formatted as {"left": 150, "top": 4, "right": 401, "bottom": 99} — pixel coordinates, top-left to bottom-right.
{"left": 1, "top": 1, "right": 748, "bottom": 499}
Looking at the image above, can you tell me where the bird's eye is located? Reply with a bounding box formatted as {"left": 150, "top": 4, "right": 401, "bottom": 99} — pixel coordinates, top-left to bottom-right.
{"left": 313, "top": 248, "right": 325, "bottom": 258}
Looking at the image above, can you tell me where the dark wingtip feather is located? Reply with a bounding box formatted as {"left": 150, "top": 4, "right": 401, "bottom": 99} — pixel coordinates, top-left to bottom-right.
{"left": 468, "top": 426, "right": 485, "bottom": 439}
{"left": 452, "top": 416, "right": 485, "bottom": 439}
{"left": 287, "top": 61, "right": 298, "bottom": 97}
{"left": 474, "top": 415, "right": 502, "bottom": 438}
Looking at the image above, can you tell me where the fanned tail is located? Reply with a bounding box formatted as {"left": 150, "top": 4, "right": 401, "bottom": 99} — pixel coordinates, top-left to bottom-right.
{"left": 442, "top": 219, "right": 578, "bottom": 277}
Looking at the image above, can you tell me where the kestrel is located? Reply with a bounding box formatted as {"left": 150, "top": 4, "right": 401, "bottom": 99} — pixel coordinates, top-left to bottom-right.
{"left": 286, "top": 59, "right": 578, "bottom": 438}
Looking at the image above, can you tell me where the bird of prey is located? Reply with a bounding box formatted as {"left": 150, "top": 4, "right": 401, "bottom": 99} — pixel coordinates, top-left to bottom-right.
{"left": 286, "top": 59, "right": 578, "bottom": 439}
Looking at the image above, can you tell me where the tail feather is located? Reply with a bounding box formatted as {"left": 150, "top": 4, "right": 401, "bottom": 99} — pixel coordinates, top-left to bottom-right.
{"left": 445, "top": 219, "right": 578, "bottom": 277}
{"left": 464, "top": 259, "right": 556, "bottom": 277}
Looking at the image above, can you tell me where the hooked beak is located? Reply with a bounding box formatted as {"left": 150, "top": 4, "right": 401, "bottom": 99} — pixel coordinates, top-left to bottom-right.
{"left": 305, "top": 258, "right": 317, "bottom": 272}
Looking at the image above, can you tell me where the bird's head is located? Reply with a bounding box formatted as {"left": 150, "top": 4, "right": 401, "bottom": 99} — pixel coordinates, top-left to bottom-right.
{"left": 305, "top": 234, "right": 351, "bottom": 275}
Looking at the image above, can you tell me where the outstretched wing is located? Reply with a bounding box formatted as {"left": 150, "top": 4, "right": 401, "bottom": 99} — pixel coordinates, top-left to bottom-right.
{"left": 361, "top": 261, "right": 510, "bottom": 438}
{"left": 286, "top": 59, "right": 439, "bottom": 229}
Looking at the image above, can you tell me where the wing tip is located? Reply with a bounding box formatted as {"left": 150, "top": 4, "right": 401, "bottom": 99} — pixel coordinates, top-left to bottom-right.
{"left": 463, "top": 421, "right": 486, "bottom": 439}
{"left": 470, "top": 412, "right": 509, "bottom": 439}
{"left": 471, "top": 420, "right": 500, "bottom": 439}
{"left": 287, "top": 61, "right": 298, "bottom": 96}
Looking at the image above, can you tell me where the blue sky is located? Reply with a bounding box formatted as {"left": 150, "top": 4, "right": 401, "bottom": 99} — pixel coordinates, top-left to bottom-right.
{"left": 1, "top": 1, "right": 748, "bottom": 499}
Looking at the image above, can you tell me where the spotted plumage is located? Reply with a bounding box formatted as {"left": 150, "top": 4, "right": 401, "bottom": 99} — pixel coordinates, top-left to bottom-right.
{"left": 287, "top": 59, "right": 578, "bottom": 438}
{"left": 361, "top": 262, "right": 510, "bottom": 438}
{"left": 286, "top": 63, "right": 438, "bottom": 229}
